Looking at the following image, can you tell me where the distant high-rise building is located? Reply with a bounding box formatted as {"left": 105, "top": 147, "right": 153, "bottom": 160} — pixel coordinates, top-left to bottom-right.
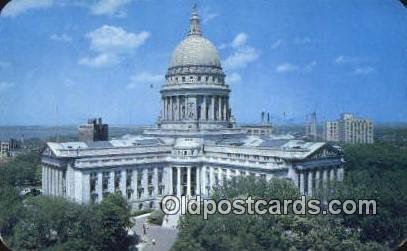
{"left": 323, "top": 121, "right": 339, "bottom": 142}
{"left": 305, "top": 112, "right": 317, "bottom": 141}
{"left": 324, "top": 113, "right": 373, "bottom": 144}
{"left": 78, "top": 118, "right": 109, "bottom": 142}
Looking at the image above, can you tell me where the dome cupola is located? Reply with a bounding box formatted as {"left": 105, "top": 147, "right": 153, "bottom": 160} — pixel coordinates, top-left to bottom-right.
{"left": 158, "top": 5, "right": 234, "bottom": 131}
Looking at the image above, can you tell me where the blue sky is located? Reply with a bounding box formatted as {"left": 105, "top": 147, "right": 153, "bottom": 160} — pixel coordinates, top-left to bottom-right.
{"left": 0, "top": 0, "right": 406, "bottom": 126}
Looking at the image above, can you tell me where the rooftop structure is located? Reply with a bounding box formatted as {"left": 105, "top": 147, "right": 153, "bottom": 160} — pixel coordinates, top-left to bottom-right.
{"left": 41, "top": 7, "right": 344, "bottom": 211}
{"left": 78, "top": 118, "right": 108, "bottom": 142}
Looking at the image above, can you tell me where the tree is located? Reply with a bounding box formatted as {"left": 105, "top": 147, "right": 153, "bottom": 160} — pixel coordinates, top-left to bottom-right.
{"left": 0, "top": 151, "right": 41, "bottom": 187}
{"left": 92, "top": 193, "right": 135, "bottom": 251}
{"left": 8, "top": 193, "right": 136, "bottom": 251}
{"left": 0, "top": 185, "right": 23, "bottom": 238}
{"left": 172, "top": 176, "right": 386, "bottom": 251}
{"left": 330, "top": 143, "right": 407, "bottom": 247}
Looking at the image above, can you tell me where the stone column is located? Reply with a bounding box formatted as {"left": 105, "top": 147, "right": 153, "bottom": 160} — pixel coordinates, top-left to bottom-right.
{"left": 179, "top": 96, "right": 183, "bottom": 120}
{"left": 47, "top": 167, "right": 51, "bottom": 195}
{"left": 58, "top": 170, "right": 63, "bottom": 196}
{"left": 169, "top": 97, "right": 173, "bottom": 120}
{"left": 51, "top": 168, "right": 55, "bottom": 196}
{"left": 209, "top": 166, "right": 214, "bottom": 191}
{"left": 97, "top": 172, "right": 103, "bottom": 202}
{"left": 226, "top": 168, "right": 231, "bottom": 180}
{"left": 176, "top": 96, "right": 180, "bottom": 120}
{"left": 330, "top": 168, "right": 335, "bottom": 185}
{"left": 166, "top": 167, "right": 173, "bottom": 195}
{"left": 48, "top": 168, "right": 52, "bottom": 196}
{"left": 211, "top": 96, "right": 215, "bottom": 120}
{"left": 120, "top": 169, "right": 127, "bottom": 197}
{"left": 201, "top": 166, "right": 206, "bottom": 196}
{"left": 55, "top": 169, "right": 59, "bottom": 196}
{"left": 218, "top": 96, "right": 222, "bottom": 121}
{"left": 142, "top": 168, "right": 148, "bottom": 199}
{"left": 161, "top": 97, "right": 165, "bottom": 120}
{"left": 177, "top": 166, "right": 181, "bottom": 197}
{"left": 322, "top": 168, "right": 328, "bottom": 190}
{"left": 132, "top": 169, "right": 138, "bottom": 200}
{"left": 42, "top": 166, "right": 46, "bottom": 195}
{"left": 201, "top": 96, "right": 206, "bottom": 120}
{"left": 195, "top": 167, "right": 200, "bottom": 195}
{"left": 82, "top": 173, "right": 90, "bottom": 203}
{"left": 308, "top": 171, "right": 313, "bottom": 196}
{"left": 108, "top": 170, "right": 115, "bottom": 193}
{"left": 337, "top": 167, "right": 344, "bottom": 182}
{"left": 315, "top": 170, "right": 321, "bottom": 191}
{"left": 43, "top": 166, "right": 47, "bottom": 195}
{"left": 187, "top": 167, "right": 191, "bottom": 196}
{"left": 218, "top": 168, "right": 222, "bottom": 186}
{"left": 223, "top": 97, "right": 228, "bottom": 120}
{"left": 163, "top": 97, "right": 167, "bottom": 120}
{"left": 153, "top": 167, "right": 159, "bottom": 196}
{"left": 299, "top": 172, "right": 305, "bottom": 194}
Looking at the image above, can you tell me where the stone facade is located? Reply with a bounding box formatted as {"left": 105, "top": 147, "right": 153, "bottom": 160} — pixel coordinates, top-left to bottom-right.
{"left": 41, "top": 7, "right": 344, "bottom": 210}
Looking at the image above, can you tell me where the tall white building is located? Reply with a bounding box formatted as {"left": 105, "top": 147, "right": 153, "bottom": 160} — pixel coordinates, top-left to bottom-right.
{"left": 323, "top": 121, "right": 339, "bottom": 142}
{"left": 41, "top": 7, "right": 344, "bottom": 210}
{"left": 324, "top": 113, "right": 374, "bottom": 144}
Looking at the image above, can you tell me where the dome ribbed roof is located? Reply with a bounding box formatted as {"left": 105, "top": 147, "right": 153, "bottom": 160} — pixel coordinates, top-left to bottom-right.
{"left": 169, "top": 35, "right": 221, "bottom": 68}
{"left": 168, "top": 5, "right": 221, "bottom": 69}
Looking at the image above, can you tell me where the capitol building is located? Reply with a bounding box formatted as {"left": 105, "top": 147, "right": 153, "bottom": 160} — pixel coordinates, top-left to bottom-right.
{"left": 41, "top": 7, "right": 344, "bottom": 210}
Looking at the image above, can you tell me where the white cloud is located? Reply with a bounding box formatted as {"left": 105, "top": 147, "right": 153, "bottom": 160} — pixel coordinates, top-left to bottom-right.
{"left": 275, "top": 63, "right": 299, "bottom": 73}
{"left": 79, "top": 25, "right": 150, "bottom": 68}
{"left": 79, "top": 53, "right": 119, "bottom": 68}
{"left": 222, "top": 33, "right": 259, "bottom": 70}
{"left": 275, "top": 61, "right": 316, "bottom": 74}
{"left": 231, "top": 33, "right": 248, "bottom": 48}
{"left": 201, "top": 7, "right": 218, "bottom": 24}
{"left": 334, "top": 55, "right": 361, "bottom": 64}
{"left": 353, "top": 66, "right": 375, "bottom": 75}
{"left": 87, "top": 25, "right": 150, "bottom": 53}
{"left": 226, "top": 72, "right": 241, "bottom": 83}
{"left": 271, "top": 39, "right": 284, "bottom": 50}
{"left": 91, "top": 0, "right": 133, "bottom": 16}
{"left": 0, "top": 81, "right": 14, "bottom": 92}
{"left": 50, "top": 33, "right": 72, "bottom": 42}
{"left": 304, "top": 61, "right": 317, "bottom": 72}
{"left": 223, "top": 47, "right": 259, "bottom": 70}
{"left": 293, "top": 37, "right": 313, "bottom": 45}
{"left": 2, "top": 0, "right": 53, "bottom": 17}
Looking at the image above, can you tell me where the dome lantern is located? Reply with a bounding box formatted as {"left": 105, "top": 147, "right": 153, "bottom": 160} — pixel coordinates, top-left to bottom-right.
{"left": 188, "top": 4, "right": 202, "bottom": 36}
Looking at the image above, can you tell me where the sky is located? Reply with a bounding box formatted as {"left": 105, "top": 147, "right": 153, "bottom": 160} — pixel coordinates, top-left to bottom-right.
{"left": 0, "top": 0, "right": 406, "bottom": 126}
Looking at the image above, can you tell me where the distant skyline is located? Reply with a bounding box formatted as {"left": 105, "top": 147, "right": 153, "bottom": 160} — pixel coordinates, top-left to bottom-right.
{"left": 0, "top": 0, "right": 406, "bottom": 126}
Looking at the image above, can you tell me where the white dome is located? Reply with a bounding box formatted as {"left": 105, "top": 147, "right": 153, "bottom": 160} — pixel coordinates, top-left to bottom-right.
{"left": 169, "top": 35, "right": 221, "bottom": 68}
